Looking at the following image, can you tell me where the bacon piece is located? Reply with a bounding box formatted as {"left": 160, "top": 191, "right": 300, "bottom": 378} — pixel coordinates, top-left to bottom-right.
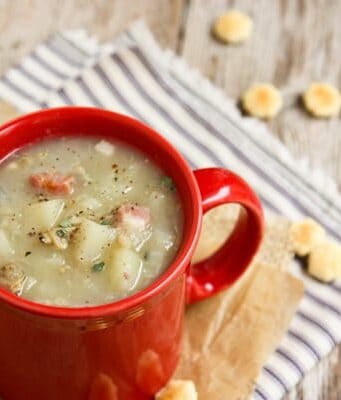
{"left": 116, "top": 204, "right": 150, "bottom": 232}
{"left": 30, "top": 173, "right": 75, "bottom": 195}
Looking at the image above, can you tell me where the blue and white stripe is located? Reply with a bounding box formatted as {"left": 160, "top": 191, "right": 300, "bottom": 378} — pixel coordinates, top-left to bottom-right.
{"left": 0, "top": 25, "right": 341, "bottom": 400}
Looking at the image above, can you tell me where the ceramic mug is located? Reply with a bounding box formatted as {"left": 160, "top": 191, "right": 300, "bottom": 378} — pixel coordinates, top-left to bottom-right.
{"left": 0, "top": 107, "right": 264, "bottom": 400}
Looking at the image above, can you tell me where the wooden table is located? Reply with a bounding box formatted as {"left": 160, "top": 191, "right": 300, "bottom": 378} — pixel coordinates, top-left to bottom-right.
{"left": 0, "top": 1, "right": 340, "bottom": 399}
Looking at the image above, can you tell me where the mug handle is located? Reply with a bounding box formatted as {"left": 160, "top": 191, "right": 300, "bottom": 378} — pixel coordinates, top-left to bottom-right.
{"left": 186, "top": 168, "right": 264, "bottom": 304}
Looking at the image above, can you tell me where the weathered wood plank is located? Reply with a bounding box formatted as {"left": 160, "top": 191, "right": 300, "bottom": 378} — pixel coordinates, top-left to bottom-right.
{"left": 285, "top": 347, "right": 340, "bottom": 400}
{"left": 0, "top": 0, "right": 184, "bottom": 74}
{"left": 181, "top": 0, "right": 341, "bottom": 189}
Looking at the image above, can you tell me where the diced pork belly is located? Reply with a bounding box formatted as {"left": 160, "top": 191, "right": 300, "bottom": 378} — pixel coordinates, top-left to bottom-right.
{"left": 30, "top": 172, "right": 75, "bottom": 195}
{"left": 115, "top": 204, "right": 150, "bottom": 232}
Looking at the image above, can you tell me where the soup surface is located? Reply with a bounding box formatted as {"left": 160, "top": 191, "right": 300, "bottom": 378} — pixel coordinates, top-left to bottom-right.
{"left": 0, "top": 137, "right": 183, "bottom": 306}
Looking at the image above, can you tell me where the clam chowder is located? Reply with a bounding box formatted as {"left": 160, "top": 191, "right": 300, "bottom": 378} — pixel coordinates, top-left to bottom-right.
{"left": 0, "top": 138, "right": 183, "bottom": 306}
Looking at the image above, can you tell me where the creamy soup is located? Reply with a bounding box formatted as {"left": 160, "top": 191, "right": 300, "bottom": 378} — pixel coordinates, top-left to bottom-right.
{"left": 0, "top": 138, "right": 183, "bottom": 306}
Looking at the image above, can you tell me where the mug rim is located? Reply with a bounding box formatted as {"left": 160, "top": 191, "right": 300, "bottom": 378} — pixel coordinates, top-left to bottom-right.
{"left": 0, "top": 107, "right": 202, "bottom": 319}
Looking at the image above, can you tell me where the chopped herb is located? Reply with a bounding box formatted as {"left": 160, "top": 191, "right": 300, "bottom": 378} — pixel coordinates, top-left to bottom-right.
{"left": 143, "top": 252, "right": 149, "bottom": 261}
{"left": 25, "top": 251, "right": 32, "bottom": 257}
{"left": 92, "top": 261, "right": 105, "bottom": 272}
{"left": 56, "top": 229, "right": 66, "bottom": 238}
{"left": 100, "top": 220, "right": 111, "bottom": 225}
{"left": 59, "top": 220, "right": 73, "bottom": 229}
{"left": 161, "top": 176, "right": 175, "bottom": 191}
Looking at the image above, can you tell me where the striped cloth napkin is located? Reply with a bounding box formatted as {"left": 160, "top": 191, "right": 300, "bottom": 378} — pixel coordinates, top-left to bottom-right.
{"left": 0, "top": 20, "right": 341, "bottom": 400}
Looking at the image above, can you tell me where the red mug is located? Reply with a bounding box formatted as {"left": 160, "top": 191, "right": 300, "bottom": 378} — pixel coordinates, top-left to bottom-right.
{"left": 0, "top": 107, "right": 264, "bottom": 400}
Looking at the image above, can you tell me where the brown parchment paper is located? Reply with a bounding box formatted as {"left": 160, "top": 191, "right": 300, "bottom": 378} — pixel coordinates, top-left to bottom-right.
{"left": 0, "top": 101, "right": 20, "bottom": 124}
{"left": 177, "top": 206, "right": 304, "bottom": 400}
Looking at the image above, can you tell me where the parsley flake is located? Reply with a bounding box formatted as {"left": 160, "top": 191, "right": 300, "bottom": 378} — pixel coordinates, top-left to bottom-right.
{"left": 59, "top": 220, "right": 73, "bottom": 229}
{"left": 56, "top": 229, "right": 66, "bottom": 238}
{"left": 161, "top": 176, "right": 175, "bottom": 191}
{"left": 92, "top": 261, "right": 105, "bottom": 272}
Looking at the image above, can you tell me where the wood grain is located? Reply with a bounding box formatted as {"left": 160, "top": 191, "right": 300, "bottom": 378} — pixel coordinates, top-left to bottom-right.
{"left": 0, "top": 0, "right": 340, "bottom": 399}
{"left": 0, "top": 0, "right": 184, "bottom": 74}
{"left": 181, "top": 0, "right": 341, "bottom": 188}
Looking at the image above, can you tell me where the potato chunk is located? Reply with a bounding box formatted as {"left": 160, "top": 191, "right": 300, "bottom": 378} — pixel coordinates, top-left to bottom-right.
{"left": 23, "top": 199, "right": 65, "bottom": 232}
{"left": 107, "top": 245, "right": 143, "bottom": 293}
{"left": 94, "top": 140, "right": 115, "bottom": 156}
{"left": 0, "top": 229, "right": 14, "bottom": 259}
{"left": 74, "top": 218, "right": 116, "bottom": 265}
